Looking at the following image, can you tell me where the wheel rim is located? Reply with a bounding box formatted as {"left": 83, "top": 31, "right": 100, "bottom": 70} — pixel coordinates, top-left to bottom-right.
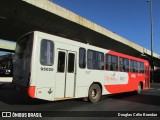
{"left": 92, "top": 89, "right": 97, "bottom": 98}
{"left": 138, "top": 84, "right": 141, "bottom": 93}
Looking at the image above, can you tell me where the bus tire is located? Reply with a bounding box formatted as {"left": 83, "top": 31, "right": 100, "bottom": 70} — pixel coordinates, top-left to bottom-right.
{"left": 88, "top": 84, "right": 101, "bottom": 103}
{"left": 136, "top": 83, "right": 142, "bottom": 94}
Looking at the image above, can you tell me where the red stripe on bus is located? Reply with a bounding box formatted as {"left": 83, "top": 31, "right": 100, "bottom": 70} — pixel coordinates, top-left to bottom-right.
{"left": 104, "top": 73, "right": 145, "bottom": 94}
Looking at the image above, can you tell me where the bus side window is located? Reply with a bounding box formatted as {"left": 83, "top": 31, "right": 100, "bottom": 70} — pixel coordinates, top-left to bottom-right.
{"left": 40, "top": 39, "right": 54, "bottom": 66}
{"left": 138, "top": 62, "right": 140, "bottom": 73}
{"left": 119, "top": 58, "right": 124, "bottom": 72}
{"left": 87, "top": 50, "right": 104, "bottom": 70}
{"left": 106, "top": 54, "right": 111, "bottom": 71}
{"left": 130, "top": 60, "right": 134, "bottom": 72}
{"left": 112, "top": 56, "right": 118, "bottom": 71}
{"left": 133, "top": 61, "right": 138, "bottom": 73}
{"left": 130, "top": 60, "right": 138, "bottom": 73}
{"left": 87, "top": 50, "right": 95, "bottom": 69}
{"left": 97, "top": 52, "right": 104, "bottom": 70}
{"left": 119, "top": 57, "right": 129, "bottom": 72}
{"left": 79, "top": 48, "right": 86, "bottom": 69}
{"left": 139, "top": 62, "right": 144, "bottom": 73}
{"left": 124, "top": 58, "right": 129, "bottom": 72}
{"left": 106, "top": 54, "right": 118, "bottom": 71}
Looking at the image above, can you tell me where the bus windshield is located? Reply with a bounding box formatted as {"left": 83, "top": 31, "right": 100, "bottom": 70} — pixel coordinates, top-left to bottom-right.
{"left": 13, "top": 33, "right": 33, "bottom": 87}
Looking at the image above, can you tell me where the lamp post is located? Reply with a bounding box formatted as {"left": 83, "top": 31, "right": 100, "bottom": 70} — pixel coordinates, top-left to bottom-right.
{"left": 147, "top": 0, "right": 154, "bottom": 83}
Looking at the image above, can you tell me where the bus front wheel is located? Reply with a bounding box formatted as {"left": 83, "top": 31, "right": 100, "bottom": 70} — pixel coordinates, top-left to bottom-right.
{"left": 88, "top": 84, "right": 101, "bottom": 103}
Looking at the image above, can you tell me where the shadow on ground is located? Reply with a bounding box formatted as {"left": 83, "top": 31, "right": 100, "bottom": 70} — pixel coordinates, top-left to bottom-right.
{"left": 1, "top": 84, "right": 160, "bottom": 107}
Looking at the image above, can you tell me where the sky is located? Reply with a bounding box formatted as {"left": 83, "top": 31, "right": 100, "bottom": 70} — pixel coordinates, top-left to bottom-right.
{"left": 53, "top": 0, "right": 160, "bottom": 54}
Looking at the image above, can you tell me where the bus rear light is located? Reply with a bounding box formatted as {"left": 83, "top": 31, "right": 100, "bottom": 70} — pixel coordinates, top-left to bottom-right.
{"left": 28, "top": 86, "right": 36, "bottom": 98}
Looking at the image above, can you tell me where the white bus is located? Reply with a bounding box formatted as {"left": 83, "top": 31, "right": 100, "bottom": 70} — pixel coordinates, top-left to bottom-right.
{"left": 12, "top": 31, "right": 150, "bottom": 103}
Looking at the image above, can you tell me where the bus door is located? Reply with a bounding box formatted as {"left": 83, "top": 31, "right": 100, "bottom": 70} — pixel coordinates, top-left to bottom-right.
{"left": 144, "top": 66, "right": 150, "bottom": 88}
{"left": 55, "top": 49, "right": 76, "bottom": 99}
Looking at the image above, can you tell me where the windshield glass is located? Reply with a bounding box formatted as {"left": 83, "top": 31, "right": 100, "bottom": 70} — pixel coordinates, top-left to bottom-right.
{"left": 13, "top": 33, "right": 33, "bottom": 87}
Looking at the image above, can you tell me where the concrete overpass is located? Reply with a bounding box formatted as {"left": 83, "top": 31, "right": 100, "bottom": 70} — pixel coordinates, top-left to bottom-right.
{"left": 0, "top": 40, "right": 15, "bottom": 52}
{"left": 0, "top": 0, "right": 160, "bottom": 66}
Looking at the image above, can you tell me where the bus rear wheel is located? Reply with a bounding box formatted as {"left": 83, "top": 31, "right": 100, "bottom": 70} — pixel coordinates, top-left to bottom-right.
{"left": 136, "top": 83, "right": 142, "bottom": 94}
{"left": 88, "top": 84, "right": 101, "bottom": 103}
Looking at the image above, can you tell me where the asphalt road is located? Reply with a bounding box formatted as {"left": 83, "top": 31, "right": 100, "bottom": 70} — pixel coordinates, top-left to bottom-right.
{"left": 0, "top": 84, "right": 160, "bottom": 119}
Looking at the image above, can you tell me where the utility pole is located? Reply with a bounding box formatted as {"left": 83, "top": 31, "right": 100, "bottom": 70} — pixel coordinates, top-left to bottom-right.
{"left": 147, "top": 0, "right": 154, "bottom": 83}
